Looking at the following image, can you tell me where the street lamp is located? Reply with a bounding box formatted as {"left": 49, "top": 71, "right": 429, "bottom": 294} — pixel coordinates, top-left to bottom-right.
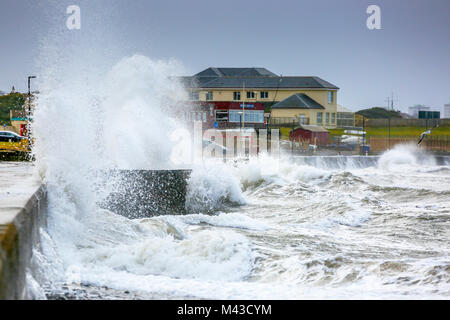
{"left": 291, "top": 116, "right": 296, "bottom": 156}
{"left": 362, "top": 115, "right": 365, "bottom": 155}
{"left": 237, "top": 111, "right": 243, "bottom": 134}
{"left": 27, "top": 76, "right": 36, "bottom": 112}
{"left": 27, "top": 76, "right": 36, "bottom": 137}
{"left": 388, "top": 116, "right": 391, "bottom": 150}
{"left": 236, "top": 110, "right": 243, "bottom": 158}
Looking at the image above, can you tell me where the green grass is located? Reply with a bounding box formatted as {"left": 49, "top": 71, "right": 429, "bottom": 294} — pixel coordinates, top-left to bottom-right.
{"left": 279, "top": 127, "right": 291, "bottom": 139}
{"left": 329, "top": 126, "right": 450, "bottom": 138}
{"left": 328, "top": 128, "right": 345, "bottom": 136}
{"left": 277, "top": 126, "right": 450, "bottom": 144}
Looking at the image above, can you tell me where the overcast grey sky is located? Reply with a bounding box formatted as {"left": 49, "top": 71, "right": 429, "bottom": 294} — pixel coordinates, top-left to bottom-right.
{"left": 0, "top": 0, "right": 449, "bottom": 112}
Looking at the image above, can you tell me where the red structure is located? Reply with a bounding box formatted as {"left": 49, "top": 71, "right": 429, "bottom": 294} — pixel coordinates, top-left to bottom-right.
{"left": 211, "top": 101, "right": 266, "bottom": 129}
{"left": 20, "top": 124, "right": 27, "bottom": 136}
{"left": 289, "top": 125, "right": 329, "bottom": 146}
{"left": 176, "top": 101, "right": 266, "bottom": 131}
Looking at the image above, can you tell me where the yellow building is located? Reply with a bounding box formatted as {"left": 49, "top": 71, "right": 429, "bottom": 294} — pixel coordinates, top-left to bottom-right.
{"left": 180, "top": 67, "right": 339, "bottom": 129}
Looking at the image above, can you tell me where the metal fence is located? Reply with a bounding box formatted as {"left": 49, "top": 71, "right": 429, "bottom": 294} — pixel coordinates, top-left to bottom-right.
{"left": 268, "top": 117, "right": 310, "bottom": 126}
{"left": 356, "top": 118, "right": 450, "bottom": 127}
{"left": 367, "top": 136, "right": 450, "bottom": 153}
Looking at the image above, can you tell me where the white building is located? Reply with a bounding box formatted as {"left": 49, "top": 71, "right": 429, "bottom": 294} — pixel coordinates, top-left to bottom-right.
{"left": 444, "top": 104, "right": 450, "bottom": 119}
{"left": 408, "top": 105, "right": 430, "bottom": 118}
{"left": 336, "top": 105, "right": 355, "bottom": 127}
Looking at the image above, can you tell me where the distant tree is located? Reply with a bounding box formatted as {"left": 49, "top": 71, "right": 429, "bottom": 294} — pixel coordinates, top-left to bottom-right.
{"left": 0, "top": 92, "right": 26, "bottom": 125}
{"left": 356, "top": 107, "right": 403, "bottom": 119}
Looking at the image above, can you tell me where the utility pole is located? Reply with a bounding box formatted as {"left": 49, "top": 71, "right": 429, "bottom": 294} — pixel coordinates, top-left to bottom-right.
{"left": 384, "top": 96, "right": 391, "bottom": 149}
{"left": 388, "top": 117, "right": 391, "bottom": 149}
{"left": 385, "top": 92, "right": 397, "bottom": 111}
{"left": 385, "top": 93, "right": 398, "bottom": 150}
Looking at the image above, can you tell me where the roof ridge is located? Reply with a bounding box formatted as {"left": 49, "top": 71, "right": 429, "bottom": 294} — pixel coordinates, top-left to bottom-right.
{"left": 277, "top": 76, "right": 316, "bottom": 78}
{"left": 296, "top": 93, "right": 308, "bottom": 107}
{"left": 271, "top": 93, "right": 325, "bottom": 110}
{"left": 211, "top": 67, "right": 223, "bottom": 76}
{"left": 294, "top": 93, "right": 304, "bottom": 104}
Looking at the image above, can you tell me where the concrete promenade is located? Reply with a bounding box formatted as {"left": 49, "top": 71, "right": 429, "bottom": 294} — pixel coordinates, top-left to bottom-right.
{"left": 0, "top": 162, "right": 44, "bottom": 299}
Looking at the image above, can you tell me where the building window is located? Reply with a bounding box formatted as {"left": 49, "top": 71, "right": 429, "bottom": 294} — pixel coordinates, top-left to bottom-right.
{"left": 317, "top": 112, "right": 323, "bottom": 124}
{"left": 299, "top": 114, "right": 307, "bottom": 125}
{"left": 206, "top": 91, "right": 213, "bottom": 101}
{"left": 260, "top": 91, "right": 269, "bottom": 99}
{"left": 331, "top": 113, "right": 336, "bottom": 124}
{"left": 215, "top": 110, "right": 228, "bottom": 122}
{"left": 203, "top": 112, "right": 207, "bottom": 122}
{"left": 233, "top": 92, "right": 241, "bottom": 101}
{"left": 229, "top": 111, "right": 240, "bottom": 123}
{"left": 190, "top": 91, "right": 199, "bottom": 100}
{"left": 229, "top": 110, "right": 264, "bottom": 123}
{"left": 246, "top": 91, "right": 256, "bottom": 99}
{"left": 328, "top": 91, "right": 334, "bottom": 103}
{"left": 209, "top": 104, "right": 214, "bottom": 116}
{"left": 326, "top": 112, "right": 330, "bottom": 124}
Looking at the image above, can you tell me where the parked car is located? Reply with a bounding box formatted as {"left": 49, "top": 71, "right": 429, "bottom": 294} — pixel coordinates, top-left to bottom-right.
{"left": 0, "top": 131, "right": 30, "bottom": 152}
{"left": 0, "top": 131, "right": 27, "bottom": 142}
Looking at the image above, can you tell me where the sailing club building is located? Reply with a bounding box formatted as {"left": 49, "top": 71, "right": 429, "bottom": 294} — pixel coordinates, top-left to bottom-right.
{"left": 179, "top": 67, "right": 339, "bottom": 130}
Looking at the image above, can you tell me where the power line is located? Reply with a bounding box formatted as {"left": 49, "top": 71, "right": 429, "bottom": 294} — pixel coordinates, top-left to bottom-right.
{"left": 385, "top": 92, "right": 399, "bottom": 111}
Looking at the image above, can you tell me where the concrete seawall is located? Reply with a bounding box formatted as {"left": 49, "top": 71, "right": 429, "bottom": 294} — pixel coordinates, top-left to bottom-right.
{"left": 0, "top": 166, "right": 192, "bottom": 299}
{"left": 98, "top": 169, "right": 192, "bottom": 218}
{"left": 0, "top": 163, "right": 46, "bottom": 300}
{"left": 291, "top": 155, "right": 450, "bottom": 169}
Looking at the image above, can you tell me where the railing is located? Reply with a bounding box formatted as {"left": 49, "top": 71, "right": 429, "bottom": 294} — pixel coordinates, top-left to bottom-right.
{"left": 355, "top": 118, "right": 450, "bottom": 127}
{"left": 268, "top": 117, "right": 310, "bottom": 126}
{"left": 336, "top": 119, "right": 355, "bottom": 128}
{"left": 367, "top": 135, "right": 450, "bottom": 153}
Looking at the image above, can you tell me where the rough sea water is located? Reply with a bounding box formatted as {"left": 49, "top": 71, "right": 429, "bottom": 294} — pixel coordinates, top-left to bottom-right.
{"left": 26, "top": 3, "right": 449, "bottom": 300}
{"left": 29, "top": 136, "right": 450, "bottom": 300}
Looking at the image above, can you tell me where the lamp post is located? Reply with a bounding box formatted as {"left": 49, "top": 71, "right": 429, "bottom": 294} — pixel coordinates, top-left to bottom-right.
{"left": 237, "top": 111, "right": 243, "bottom": 158}
{"left": 241, "top": 82, "right": 246, "bottom": 133}
{"left": 27, "top": 76, "right": 36, "bottom": 137}
{"left": 238, "top": 111, "right": 243, "bottom": 134}
{"left": 362, "top": 115, "right": 365, "bottom": 155}
{"left": 27, "top": 76, "right": 36, "bottom": 113}
{"left": 291, "top": 116, "right": 296, "bottom": 157}
{"left": 388, "top": 116, "right": 391, "bottom": 149}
